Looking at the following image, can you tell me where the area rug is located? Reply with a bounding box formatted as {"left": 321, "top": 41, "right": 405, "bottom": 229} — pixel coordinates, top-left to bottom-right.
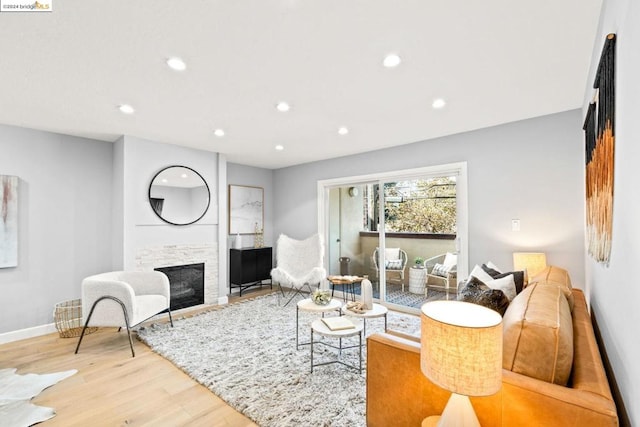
{"left": 138, "top": 294, "right": 423, "bottom": 427}
{"left": 0, "top": 368, "right": 77, "bottom": 427}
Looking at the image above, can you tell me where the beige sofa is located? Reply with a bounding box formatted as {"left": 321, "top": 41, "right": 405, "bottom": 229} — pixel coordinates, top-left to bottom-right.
{"left": 366, "top": 266, "right": 618, "bottom": 426}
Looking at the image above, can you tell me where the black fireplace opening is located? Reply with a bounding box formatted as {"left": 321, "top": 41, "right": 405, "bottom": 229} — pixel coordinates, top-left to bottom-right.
{"left": 155, "top": 263, "right": 205, "bottom": 311}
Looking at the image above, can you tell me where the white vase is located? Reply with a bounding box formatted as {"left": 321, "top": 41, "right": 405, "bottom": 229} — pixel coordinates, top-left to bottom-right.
{"left": 234, "top": 233, "right": 242, "bottom": 249}
{"left": 361, "top": 279, "right": 373, "bottom": 310}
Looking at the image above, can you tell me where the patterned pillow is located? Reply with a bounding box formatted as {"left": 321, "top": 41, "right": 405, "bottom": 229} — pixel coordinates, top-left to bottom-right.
{"left": 431, "top": 263, "right": 452, "bottom": 277}
{"left": 385, "top": 259, "right": 403, "bottom": 269}
{"left": 458, "top": 277, "right": 510, "bottom": 316}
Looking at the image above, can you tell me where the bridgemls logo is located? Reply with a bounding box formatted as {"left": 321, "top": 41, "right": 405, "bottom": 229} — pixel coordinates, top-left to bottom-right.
{"left": 0, "top": 0, "right": 52, "bottom": 12}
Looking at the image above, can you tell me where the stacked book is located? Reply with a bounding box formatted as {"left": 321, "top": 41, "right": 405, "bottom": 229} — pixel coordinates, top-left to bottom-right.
{"left": 321, "top": 316, "right": 356, "bottom": 331}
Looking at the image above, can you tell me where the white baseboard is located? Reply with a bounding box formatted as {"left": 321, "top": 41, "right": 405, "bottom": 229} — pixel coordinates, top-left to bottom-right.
{"left": 0, "top": 323, "right": 57, "bottom": 345}
{"left": 0, "top": 300, "right": 234, "bottom": 345}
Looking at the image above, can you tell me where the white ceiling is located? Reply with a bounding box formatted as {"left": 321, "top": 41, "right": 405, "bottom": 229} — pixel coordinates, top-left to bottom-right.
{"left": 0, "top": 0, "right": 602, "bottom": 169}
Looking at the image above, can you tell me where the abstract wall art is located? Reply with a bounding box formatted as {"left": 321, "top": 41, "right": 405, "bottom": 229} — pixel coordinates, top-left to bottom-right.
{"left": 229, "top": 185, "right": 263, "bottom": 234}
{"left": 1, "top": 175, "right": 18, "bottom": 268}
{"left": 584, "top": 33, "right": 616, "bottom": 264}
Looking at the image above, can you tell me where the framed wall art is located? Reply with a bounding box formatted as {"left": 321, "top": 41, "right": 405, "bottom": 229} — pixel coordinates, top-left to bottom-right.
{"left": 229, "top": 185, "right": 264, "bottom": 234}
{"left": 1, "top": 175, "right": 18, "bottom": 268}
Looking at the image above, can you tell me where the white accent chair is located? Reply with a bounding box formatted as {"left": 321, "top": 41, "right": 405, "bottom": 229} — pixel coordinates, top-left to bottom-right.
{"left": 75, "top": 271, "right": 173, "bottom": 357}
{"left": 271, "top": 234, "right": 327, "bottom": 307}
{"left": 372, "top": 247, "right": 408, "bottom": 291}
{"left": 425, "top": 252, "right": 458, "bottom": 294}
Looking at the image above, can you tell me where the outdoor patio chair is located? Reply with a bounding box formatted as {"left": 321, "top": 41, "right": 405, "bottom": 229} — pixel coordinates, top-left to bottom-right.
{"left": 372, "top": 247, "right": 408, "bottom": 291}
{"left": 271, "top": 233, "right": 327, "bottom": 307}
{"left": 425, "top": 252, "right": 458, "bottom": 294}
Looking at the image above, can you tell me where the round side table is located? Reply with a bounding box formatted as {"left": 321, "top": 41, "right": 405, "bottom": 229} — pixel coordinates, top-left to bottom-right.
{"left": 296, "top": 298, "right": 342, "bottom": 349}
{"left": 341, "top": 302, "right": 388, "bottom": 337}
{"left": 310, "top": 318, "right": 363, "bottom": 373}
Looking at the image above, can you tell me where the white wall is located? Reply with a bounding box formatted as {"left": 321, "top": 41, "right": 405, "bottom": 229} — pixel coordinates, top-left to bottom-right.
{"left": 226, "top": 163, "right": 274, "bottom": 249}
{"left": 583, "top": 1, "right": 640, "bottom": 424}
{"left": 274, "top": 110, "right": 586, "bottom": 284}
{"left": 0, "top": 124, "right": 113, "bottom": 333}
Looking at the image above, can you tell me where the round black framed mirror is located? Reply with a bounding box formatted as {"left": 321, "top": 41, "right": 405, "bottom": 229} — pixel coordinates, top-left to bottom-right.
{"left": 148, "top": 165, "right": 211, "bottom": 226}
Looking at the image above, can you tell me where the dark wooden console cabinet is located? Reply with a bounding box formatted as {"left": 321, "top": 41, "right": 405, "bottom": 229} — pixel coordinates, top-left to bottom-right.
{"left": 230, "top": 247, "right": 273, "bottom": 296}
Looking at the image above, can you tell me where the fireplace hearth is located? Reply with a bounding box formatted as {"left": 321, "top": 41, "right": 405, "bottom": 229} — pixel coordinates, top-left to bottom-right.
{"left": 155, "top": 263, "right": 205, "bottom": 310}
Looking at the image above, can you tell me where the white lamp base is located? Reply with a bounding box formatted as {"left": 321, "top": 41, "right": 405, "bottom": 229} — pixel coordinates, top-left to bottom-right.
{"left": 437, "top": 393, "right": 480, "bottom": 427}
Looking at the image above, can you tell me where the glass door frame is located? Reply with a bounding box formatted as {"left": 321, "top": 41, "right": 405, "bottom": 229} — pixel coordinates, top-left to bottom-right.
{"left": 317, "top": 162, "right": 469, "bottom": 313}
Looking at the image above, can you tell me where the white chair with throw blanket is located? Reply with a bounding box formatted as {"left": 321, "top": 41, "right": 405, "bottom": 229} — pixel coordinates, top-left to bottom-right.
{"left": 425, "top": 252, "right": 458, "bottom": 294}
{"left": 271, "top": 234, "right": 327, "bottom": 307}
{"left": 372, "top": 247, "right": 408, "bottom": 291}
{"left": 75, "top": 271, "right": 173, "bottom": 357}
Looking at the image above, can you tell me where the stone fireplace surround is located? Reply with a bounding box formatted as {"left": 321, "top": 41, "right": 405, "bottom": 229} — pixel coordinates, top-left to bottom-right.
{"left": 135, "top": 244, "right": 218, "bottom": 306}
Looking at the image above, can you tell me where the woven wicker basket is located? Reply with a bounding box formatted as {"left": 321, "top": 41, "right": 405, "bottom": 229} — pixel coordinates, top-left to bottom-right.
{"left": 53, "top": 299, "right": 98, "bottom": 338}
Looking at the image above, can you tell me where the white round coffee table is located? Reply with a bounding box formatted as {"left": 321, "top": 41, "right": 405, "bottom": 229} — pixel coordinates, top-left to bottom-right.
{"left": 296, "top": 298, "right": 342, "bottom": 349}
{"left": 341, "top": 302, "right": 388, "bottom": 337}
{"left": 310, "top": 318, "right": 363, "bottom": 373}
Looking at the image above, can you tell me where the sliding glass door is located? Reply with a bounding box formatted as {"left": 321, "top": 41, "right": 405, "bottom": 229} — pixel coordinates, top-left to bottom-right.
{"left": 319, "top": 163, "right": 468, "bottom": 313}
{"left": 376, "top": 177, "right": 458, "bottom": 308}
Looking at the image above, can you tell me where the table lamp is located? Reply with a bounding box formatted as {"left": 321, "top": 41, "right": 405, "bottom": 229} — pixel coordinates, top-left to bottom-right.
{"left": 421, "top": 301, "right": 502, "bottom": 427}
{"left": 512, "top": 252, "right": 547, "bottom": 284}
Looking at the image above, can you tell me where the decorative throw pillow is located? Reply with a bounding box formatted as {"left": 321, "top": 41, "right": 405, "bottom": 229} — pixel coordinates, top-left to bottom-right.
{"left": 457, "top": 277, "right": 510, "bottom": 316}
{"left": 443, "top": 252, "right": 457, "bottom": 268}
{"left": 431, "top": 263, "right": 452, "bottom": 277}
{"left": 495, "top": 271, "right": 525, "bottom": 294}
{"left": 482, "top": 264, "right": 525, "bottom": 294}
{"left": 385, "top": 259, "right": 403, "bottom": 269}
{"left": 486, "top": 261, "right": 502, "bottom": 273}
{"left": 470, "top": 264, "right": 495, "bottom": 283}
{"left": 485, "top": 274, "right": 517, "bottom": 301}
{"left": 384, "top": 247, "right": 401, "bottom": 261}
{"left": 481, "top": 263, "right": 502, "bottom": 277}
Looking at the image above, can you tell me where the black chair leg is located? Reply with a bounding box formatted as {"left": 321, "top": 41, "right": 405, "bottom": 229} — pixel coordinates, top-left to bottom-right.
{"left": 124, "top": 323, "right": 135, "bottom": 357}
{"left": 283, "top": 288, "right": 302, "bottom": 307}
{"left": 167, "top": 308, "right": 174, "bottom": 327}
{"left": 75, "top": 296, "right": 135, "bottom": 357}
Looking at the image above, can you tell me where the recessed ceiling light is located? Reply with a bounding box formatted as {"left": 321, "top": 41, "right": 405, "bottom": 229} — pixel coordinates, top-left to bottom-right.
{"left": 181, "top": 173, "right": 188, "bottom": 178}
{"left": 118, "top": 104, "right": 135, "bottom": 114}
{"left": 166, "top": 57, "right": 186, "bottom": 71}
{"left": 276, "top": 102, "right": 290, "bottom": 112}
{"left": 338, "top": 126, "right": 349, "bottom": 135}
{"left": 432, "top": 98, "right": 446, "bottom": 109}
{"left": 383, "top": 54, "right": 401, "bottom": 68}
{"left": 161, "top": 178, "right": 168, "bottom": 183}
{"left": 275, "top": 145, "right": 284, "bottom": 151}
{"left": 214, "top": 129, "right": 225, "bottom": 137}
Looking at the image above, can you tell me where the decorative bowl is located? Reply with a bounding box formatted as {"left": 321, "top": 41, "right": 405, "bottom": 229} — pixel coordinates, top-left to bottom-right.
{"left": 311, "top": 289, "right": 332, "bottom": 305}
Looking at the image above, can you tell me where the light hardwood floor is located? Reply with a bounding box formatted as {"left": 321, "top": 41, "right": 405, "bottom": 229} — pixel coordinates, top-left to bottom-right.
{"left": 0, "top": 288, "right": 276, "bottom": 426}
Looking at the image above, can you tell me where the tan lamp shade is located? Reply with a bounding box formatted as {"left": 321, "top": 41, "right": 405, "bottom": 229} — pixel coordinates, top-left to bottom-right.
{"left": 421, "top": 301, "right": 503, "bottom": 397}
{"left": 513, "top": 252, "right": 547, "bottom": 279}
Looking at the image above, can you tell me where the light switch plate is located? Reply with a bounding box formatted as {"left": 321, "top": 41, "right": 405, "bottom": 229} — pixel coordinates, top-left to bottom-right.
{"left": 512, "top": 219, "right": 521, "bottom": 231}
